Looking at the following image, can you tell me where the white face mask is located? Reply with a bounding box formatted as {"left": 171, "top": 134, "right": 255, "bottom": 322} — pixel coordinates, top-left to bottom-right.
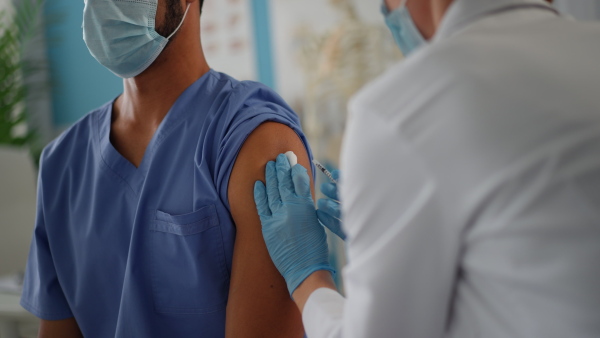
{"left": 83, "top": 0, "right": 191, "bottom": 78}
{"left": 381, "top": 0, "right": 427, "bottom": 56}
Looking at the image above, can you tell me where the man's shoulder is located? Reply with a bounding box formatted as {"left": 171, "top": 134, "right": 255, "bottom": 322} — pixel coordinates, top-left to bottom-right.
{"left": 209, "top": 70, "right": 286, "bottom": 110}
{"left": 201, "top": 71, "right": 298, "bottom": 138}
{"left": 40, "top": 102, "right": 111, "bottom": 170}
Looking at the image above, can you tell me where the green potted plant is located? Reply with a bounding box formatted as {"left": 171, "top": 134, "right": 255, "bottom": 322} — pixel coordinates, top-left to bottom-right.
{"left": 0, "top": 0, "right": 44, "bottom": 157}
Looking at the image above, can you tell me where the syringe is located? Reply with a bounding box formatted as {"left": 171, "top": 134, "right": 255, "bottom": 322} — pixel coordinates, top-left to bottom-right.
{"left": 312, "top": 160, "right": 338, "bottom": 184}
{"left": 284, "top": 151, "right": 338, "bottom": 184}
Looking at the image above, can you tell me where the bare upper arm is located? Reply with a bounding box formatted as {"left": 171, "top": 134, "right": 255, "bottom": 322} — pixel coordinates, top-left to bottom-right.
{"left": 39, "top": 318, "right": 83, "bottom": 338}
{"left": 225, "top": 122, "right": 314, "bottom": 337}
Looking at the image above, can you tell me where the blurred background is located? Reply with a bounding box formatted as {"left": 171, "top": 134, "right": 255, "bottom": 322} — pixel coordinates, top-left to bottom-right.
{"left": 0, "top": 0, "right": 598, "bottom": 336}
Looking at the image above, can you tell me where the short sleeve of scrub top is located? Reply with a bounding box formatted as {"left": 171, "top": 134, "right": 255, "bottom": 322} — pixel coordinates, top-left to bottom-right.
{"left": 20, "top": 156, "right": 73, "bottom": 320}
{"left": 210, "top": 80, "right": 315, "bottom": 208}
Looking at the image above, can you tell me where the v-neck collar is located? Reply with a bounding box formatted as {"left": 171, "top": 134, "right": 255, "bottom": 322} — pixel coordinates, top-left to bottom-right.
{"left": 95, "top": 69, "right": 216, "bottom": 195}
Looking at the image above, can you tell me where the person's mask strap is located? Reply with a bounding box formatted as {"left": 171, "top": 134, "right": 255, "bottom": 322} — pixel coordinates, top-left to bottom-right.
{"left": 167, "top": 3, "right": 192, "bottom": 40}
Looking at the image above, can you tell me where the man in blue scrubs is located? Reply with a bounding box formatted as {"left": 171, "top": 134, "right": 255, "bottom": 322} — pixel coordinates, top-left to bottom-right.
{"left": 20, "top": 0, "right": 311, "bottom": 336}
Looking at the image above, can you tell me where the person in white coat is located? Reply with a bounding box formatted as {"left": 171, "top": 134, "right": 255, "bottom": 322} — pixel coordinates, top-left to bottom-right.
{"left": 252, "top": 0, "right": 600, "bottom": 337}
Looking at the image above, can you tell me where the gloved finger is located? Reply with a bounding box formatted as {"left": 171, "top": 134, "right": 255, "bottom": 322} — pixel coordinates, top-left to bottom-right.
{"left": 317, "top": 209, "right": 346, "bottom": 240}
{"left": 254, "top": 181, "right": 272, "bottom": 218}
{"left": 291, "top": 164, "right": 311, "bottom": 198}
{"left": 317, "top": 198, "right": 341, "bottom": 219}
{"left": 276, "top": 153, "right": 295, "bottom": 202}
{"left": 330, "top": 170, "right": 340, "bottom": 182}
{"left": 265, "top": 161, "right": 281, "bottom": 211}
{"left": 320, "top": 182, "right": 339, "bottom": 201}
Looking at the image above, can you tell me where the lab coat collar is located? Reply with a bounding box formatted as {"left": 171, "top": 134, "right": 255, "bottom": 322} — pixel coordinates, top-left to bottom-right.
{"left": 434, "top": 0, "right": 558, "bottom": 41}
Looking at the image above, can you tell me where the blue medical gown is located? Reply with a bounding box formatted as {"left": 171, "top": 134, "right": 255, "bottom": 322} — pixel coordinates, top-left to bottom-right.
{"left": 20, "top": 70, "right": 313, "bottom": 337}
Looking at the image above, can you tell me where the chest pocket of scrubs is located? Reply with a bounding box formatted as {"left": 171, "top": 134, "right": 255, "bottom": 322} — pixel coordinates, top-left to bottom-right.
{"left": 150, "top": 204, "right": 229, "bottom": 314}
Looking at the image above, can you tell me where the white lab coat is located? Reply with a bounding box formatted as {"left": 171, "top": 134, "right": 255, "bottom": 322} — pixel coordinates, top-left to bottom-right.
{"left": 555, "top": 0, "right": 600, "bottom": 21}
{"left": 302, "top": 0, "right": 600, "bottom": 337}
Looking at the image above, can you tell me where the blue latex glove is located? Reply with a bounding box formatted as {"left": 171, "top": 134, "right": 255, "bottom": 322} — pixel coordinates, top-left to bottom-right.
{"left": 317, "top": 170, "right": 346, "bottom": 240}
{"left": 254, "top": 154, "right": 335, "bottom": 295}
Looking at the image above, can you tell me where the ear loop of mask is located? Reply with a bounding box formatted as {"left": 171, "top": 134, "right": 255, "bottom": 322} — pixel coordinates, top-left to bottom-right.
{"left": 167, "top": 3, "right": 192, "bottom": 40}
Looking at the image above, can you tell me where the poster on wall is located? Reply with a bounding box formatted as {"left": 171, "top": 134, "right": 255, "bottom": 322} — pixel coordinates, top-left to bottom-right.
{"left": 201, "top": 0, "right": 257, "bottom": 81}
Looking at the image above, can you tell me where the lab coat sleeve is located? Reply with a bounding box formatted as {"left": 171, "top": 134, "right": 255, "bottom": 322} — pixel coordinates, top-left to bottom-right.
{"left": 303, "top": 105, "right": 461, "bottom": 337}
{"left": 20, "top": 157, "right": 74, "bottom": 320}
{"left": 303, "top": 288, "right": 345, "bottom": 338}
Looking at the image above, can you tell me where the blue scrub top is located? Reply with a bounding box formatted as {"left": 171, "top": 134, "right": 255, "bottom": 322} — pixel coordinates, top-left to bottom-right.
{"left": 21, "top": 70, "right": 313, "bottom": 337}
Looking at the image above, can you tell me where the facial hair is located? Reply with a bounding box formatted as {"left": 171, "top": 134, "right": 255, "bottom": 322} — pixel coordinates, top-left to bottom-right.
{"left": 155, "top": 0, "right": 185, "bottom": 39}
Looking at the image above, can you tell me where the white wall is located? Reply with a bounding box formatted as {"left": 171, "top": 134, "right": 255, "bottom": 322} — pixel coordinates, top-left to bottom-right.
{"left": 0, "top": 148, "right": 36, "bottom": 276}
{"left": 201, "top": 0, "right": 257, "bottom": 81}
{"left": 0, "top": 0, "right": 10, "bottom": 12}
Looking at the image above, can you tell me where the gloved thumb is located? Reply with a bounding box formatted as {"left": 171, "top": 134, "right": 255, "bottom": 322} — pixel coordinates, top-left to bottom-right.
{"left": 317, "top": 202, "right": 346, "bottom": 241}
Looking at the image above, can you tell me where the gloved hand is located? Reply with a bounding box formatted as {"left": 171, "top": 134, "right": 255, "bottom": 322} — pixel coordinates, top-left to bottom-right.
{"left": 316, "top": 170, "right": 346, "bottom": 240}
{"left": 254, "top": 154, "right": 335, "bottom": 295}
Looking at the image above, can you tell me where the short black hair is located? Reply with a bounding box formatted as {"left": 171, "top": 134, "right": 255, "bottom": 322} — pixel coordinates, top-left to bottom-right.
{"left": 200, "top": 0, "right": 204, "bottom": 10}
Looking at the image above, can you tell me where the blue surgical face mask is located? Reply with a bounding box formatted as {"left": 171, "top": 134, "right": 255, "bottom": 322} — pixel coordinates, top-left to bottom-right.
{"left": 83, "top": 0, "right": 191, "bottom": 79}
{"left": 381, "top": 0, "right": 427, "bottom": 56}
